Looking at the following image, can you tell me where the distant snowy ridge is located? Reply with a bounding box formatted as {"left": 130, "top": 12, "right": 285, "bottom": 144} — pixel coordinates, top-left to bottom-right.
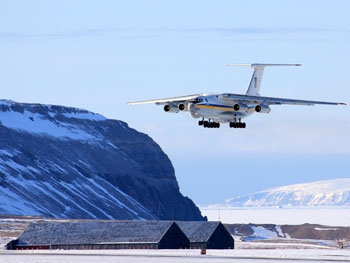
{"left": 217, "top": 178, "right": 350, "bottom": 208}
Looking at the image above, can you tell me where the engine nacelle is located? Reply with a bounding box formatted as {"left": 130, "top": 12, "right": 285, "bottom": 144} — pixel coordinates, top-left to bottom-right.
{"left": 164, "top": 104, "right": 179, "bottom": 113}
{"left": 178, "top": 103, "right": 186, "bottom": 111}
{"left": 255, "top": 104, "right": 271, "bottom": 113}
{"left": 233, "top": 103, "right": 249, "bottom": 112}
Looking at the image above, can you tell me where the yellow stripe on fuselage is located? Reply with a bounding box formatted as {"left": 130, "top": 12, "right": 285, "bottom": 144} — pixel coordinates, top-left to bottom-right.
{"left": 195, "top": 104, "right": 256, "bottom": 114}
{"left": 195, "top": 104, "right": 235, "bottom": 112}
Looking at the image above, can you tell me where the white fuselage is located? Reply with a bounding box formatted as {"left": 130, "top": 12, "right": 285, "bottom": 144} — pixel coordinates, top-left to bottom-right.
{"left": 187, "top": 94, "right": 255, "bottom": 122}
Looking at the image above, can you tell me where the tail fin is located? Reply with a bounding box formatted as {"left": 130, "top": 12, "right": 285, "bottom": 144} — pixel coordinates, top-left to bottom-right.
{"left": 228, "top": 63, "right": 301, "bottom": 96}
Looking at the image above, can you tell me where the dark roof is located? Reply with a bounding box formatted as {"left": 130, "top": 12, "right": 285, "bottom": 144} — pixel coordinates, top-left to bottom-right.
{"left": 18, "top": 221, "right": 175, "bottom": 245}
{"left": 176, "top": 221, "right": 221, "bottom": 242}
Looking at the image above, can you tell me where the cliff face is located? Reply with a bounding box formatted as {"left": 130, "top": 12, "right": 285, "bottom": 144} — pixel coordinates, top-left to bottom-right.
{"left": 0, "top": 100, "right": 204, "bottom": 221}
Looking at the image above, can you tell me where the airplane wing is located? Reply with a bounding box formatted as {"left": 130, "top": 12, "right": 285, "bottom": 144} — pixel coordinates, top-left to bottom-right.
{"left": 221, "top": 93, "right": 346, "bottom": 106}
{"left": 127, "top": 93, "right": 204, "bottom": 105}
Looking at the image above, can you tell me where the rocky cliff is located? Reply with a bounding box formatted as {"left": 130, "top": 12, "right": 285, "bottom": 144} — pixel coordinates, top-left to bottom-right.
{"left": 0, "top": 100, "right": 204, "bottom": 221}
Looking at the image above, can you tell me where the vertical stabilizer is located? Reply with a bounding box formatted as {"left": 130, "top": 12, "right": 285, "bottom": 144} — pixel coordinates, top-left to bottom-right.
{"left": 228, "top": 63, "right": 301, "bottom": 96}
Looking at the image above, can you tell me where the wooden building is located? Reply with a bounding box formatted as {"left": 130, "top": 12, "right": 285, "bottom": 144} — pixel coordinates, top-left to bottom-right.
{"left": 177, "top": 221, "right": 234, "bottom": 249}
{"left": 8, "top": 220, "right": 190, "bottom": 250}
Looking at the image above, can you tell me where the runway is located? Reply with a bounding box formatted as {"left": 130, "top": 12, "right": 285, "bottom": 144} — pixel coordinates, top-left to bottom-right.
{"left": 1, "top": 249, "right": 350, "bottom": 263}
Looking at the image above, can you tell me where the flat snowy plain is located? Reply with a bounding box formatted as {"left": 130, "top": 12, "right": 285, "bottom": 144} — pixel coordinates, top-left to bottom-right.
{"left": 201, "top": 207, "right": 350, "bottom": 226}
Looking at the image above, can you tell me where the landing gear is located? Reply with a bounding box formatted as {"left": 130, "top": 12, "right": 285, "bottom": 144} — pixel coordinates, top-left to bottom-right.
{"left": 229, "top": 119, "right": 246, "bottom": 129}
{"left": 198, "top": 119, "right": 220, "bottom": 128}
{"left": 198, "top": 118, "right": 246, "bottom": 129}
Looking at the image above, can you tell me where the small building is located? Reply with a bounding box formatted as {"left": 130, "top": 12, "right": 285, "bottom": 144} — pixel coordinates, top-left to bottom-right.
{"left": 8, "top": 220, "right": 190, "bottom": 250}
{"left": 177, "top": 221, "right": 234, "bottom": 249}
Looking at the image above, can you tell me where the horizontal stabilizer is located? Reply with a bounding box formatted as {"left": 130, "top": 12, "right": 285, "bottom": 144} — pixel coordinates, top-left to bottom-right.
{"left": 228, "top": 63, "right": 302, "bottom": 68}
{"left": 228, "top": 63, "right": 301, "bottom": 96}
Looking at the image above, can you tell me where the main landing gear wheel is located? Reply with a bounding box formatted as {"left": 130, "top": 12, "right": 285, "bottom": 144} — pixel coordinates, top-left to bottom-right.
{"left": 229, "top": 122, "right": 246, "bottom": 129}
{"left": 198, "top": 120, "right": 220, "bottom": 128}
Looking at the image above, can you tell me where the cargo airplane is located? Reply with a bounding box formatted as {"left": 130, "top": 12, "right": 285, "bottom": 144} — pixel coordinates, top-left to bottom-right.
{"left": 128, "top": 64, "right": 346, "bottom": 129}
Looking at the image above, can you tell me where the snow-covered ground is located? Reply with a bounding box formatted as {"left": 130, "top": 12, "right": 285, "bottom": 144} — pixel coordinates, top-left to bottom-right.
{"left": 201, "top": 207, "right": 350, "bottom": 226}
{"left": 1, "top": 249, "right": 350, "bottom": 262}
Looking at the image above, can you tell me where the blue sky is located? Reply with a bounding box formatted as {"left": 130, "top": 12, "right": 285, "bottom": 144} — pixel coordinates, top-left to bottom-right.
{"left": 1, "top": 1, "right": 349, "bottom": 205}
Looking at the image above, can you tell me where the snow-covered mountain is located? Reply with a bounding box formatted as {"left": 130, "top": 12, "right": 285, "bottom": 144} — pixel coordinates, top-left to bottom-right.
{"left": 221, "top": 179, "right": 350, "bottom": 208}
{"left": 0, "top": 100, "right": 204, "bottom": 220}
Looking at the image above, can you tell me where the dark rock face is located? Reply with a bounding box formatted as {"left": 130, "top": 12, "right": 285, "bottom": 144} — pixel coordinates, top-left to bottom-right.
{"left": 0, "top": 100, "right": 204, "bottom": 221}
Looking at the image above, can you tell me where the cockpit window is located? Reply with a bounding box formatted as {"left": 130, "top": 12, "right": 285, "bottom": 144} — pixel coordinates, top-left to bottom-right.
{"left": 193, "top": 97, "right": 203, "bottom": 103}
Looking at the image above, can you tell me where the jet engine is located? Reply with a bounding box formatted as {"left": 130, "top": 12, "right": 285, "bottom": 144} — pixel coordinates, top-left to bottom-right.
{"left": 233, "top": 103, "right": 249, "bottom": 112}
{"left": 163, "top": 104, "right": 179, "bottom": 113}
{"left": 255, "top": 104, "right": 271, "bottom": 113}
{"left": 178, "top": 103, "right": 186, "bottom": 111}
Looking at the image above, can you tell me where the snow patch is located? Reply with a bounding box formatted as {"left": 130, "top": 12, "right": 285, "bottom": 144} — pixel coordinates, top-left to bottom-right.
{"left": 61, "top": 111, "right": 106, "bottom": 121}
{"left": 315, "top": 227, "right": 338, "bottom": 231}
{"left": 0, "top": 149, "right": 14, "bottom": 157}
{"left": 0, "top": 110, "right": 95, "bottom": 140}
{"left": 0, "top": 100, "right": 112, "bottom": 143}
{"left": 250, "top": 226, "right": 278, "bottom": 240}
